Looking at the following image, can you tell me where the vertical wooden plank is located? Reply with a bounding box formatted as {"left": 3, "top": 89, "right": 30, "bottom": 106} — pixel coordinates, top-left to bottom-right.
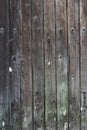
{"left": 9, "top": 0, "right": 22, "bottom": 129}
{"left": 44, "top": 0, "right": 56, "bottom": 129}
{"left": 0, "top": 0, "right": 9, "bottom": 129}
{"left": 68, "top": 0, "right": 80, "bottom": 130}
{"left": 21, "top": 0, "right": 32, "bottom": 129}
{"left": 80, "top": 0, "right": 87, "bottom": 129}
{"left": 32, "top": 0, "right": 45, "bottom": 129}
{"left": 55, "top": 0, "right": 68, "bottom": 130}
{"left": 3, "top": 0, "right": 10, "bottom": 129}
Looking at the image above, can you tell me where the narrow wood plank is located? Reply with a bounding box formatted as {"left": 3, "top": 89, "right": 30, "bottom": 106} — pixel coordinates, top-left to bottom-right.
{"left": 44, "top": 0, "right": 56, "bottom": 129}
{"left": 9, "top": 0, "right": 22, "bottom": 129}
{"left": 68, "top": 0, "right": 80, "bottom": 130}
{"left": 21, "top": 0, "right": 32, "bottom": 129}
{"left": 3, "top": 0, "right": 10, "bottom": 129}
{"left": 0, "top": 0, "right": 7, "bottom": 110}
{"left": 80, "top": 0, "right": 87, "bottom": 129}
{"left": 55, "top": 0, "right": 68, "bottom": 130}
{"left": 0, "top": 0, "right": 9, "bottom": 129}
{"left": 32, "top": 0, "right": 45, "bottom": 129}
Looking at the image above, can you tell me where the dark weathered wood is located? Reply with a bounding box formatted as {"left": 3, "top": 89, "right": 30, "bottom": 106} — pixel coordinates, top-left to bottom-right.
{"left": 44, "top": 0, "right": 56, "bottom": 129}
{"left": 0, "top": 0, "right": 9, "bottom": 129}
{"left": 68, "top": 0, "right": 80, "bottom": 130}
{"left": 21, "top": 0, "right": 32, "bottom": 129}
{"left": 80, "top": 0, "right": 87, "bottom": 129}
{"left": 9, "top": 0, "right": 22, "bottom": 129}
{"left": 31, "top": 0, "right": 45, "bottom": 129}
{"left": 55, "top": 0, "right": 68, "bottom": 130}
{"left": 1, "top": 0, "right": 87, "bottom": 129}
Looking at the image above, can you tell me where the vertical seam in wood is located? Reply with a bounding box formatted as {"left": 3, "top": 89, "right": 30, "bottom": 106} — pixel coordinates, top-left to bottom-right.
{"left": 6, "top": 0, "right": 10, "bottom": 129}
{"left": 66, "top": 0, "right": 70, "bottom": 129}
{"left": 42, "top": 0, "right": 46, "bottom": 129}
{"left": 31, "top": 0, "right": 34, "bottom": 129}
{"left": 9, "top": 0, "right": 12, "bottom": 129}
{"left": 78, "top": 0, "right": 81, "bottom": 129}
{"left": 54, "top": 0, "right": 58, "bottom": 129}
{"left": 19, "top": 0, "right": 22, "bottom": 129}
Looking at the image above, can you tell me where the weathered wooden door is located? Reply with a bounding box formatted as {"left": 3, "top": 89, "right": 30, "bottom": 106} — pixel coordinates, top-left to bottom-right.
{"left": 0, "top": 0, "right": 87, "bottom": 130}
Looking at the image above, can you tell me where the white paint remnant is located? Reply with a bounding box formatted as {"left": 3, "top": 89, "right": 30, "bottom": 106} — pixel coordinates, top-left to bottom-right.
{"left": 37, "top": 128, "right": 43, "bottom": 130}
{"left": 9, "top": 67, "right": 13, "bottom": 72}
{"left": 24, "top": 117, "right": 27, "bottom": 122}
{"left": 2, "top": 121, "right": 5, "bottom": 126}
{"left": 81, "top": 107, "right": 84, "bottom": 111}
{"left": 47, "top": 61, "right": 51, "bottom": 66}
{"left": 35, "top": 106, "right": 37, "bottom": 110}
{"left": 63, "top": 109, "right": 66, "bottom": 116}
{"left": 54, "top": 117, "right": 56, "bottom": 121}
{"left": 64, "top": 122, "right": 68, "bottom": 130}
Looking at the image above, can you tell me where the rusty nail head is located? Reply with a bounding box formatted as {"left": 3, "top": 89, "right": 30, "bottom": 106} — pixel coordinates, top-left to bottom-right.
{"left": 13, "top": 27, "right": 17, "bottom": 33}
{"left": 59, "top": 28, "right": 63, "bottom": 34}
{"left": 71, "top": 28, "right": 74, "bottom": 32}
{"left": 83, "top": 27, "right": 86, "bottom": 31}
{"left": 0, "top": 27, "right": 4, "bottom": 34}
{"left": 37, "top": 27, "right": 40, "bottom": 31}
{"left": 47, "top": 36, "right": 50, "bottom": 43}
{"left": 12, "top": 56, "right": 16, "bottom": 61}
{"left": 33, "top": 16, "right": 38, "bottom": 21}
{"left": 72, "top": 74, "right": 74, "bottom": 78}
{"left": 59, "top": 55, "right": 62, "bottom": 59}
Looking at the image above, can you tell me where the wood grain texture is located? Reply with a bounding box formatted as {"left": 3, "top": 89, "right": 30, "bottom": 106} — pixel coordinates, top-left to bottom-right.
{"left": 55, "top": 0, "right": 68, "bottom": 130}
{"left": 68, "top": 0, "right": 80, "bottom": 129}
{"left": 9, "top": 0, "right": 22, "bottom": 129}
{"left": 80, "top": 0, "right": 87, "bottom": 129}
{"left": 31, "top": 0, "right": 45, "bottom": 129}
{"left": 0, "top": 0, "right": 9, "bottom": 129}
{"left": 1, "top": 0, "right": 87, "bottom": 129}
{"left": 21, "top": 0, "right": 32, "bottom": 129}
{"left": 44, "top": 0, "right": 56, "bottom": 129}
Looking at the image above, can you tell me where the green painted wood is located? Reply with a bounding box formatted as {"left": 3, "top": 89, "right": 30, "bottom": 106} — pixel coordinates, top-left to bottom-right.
{"left": 55, "top": 0, "right": 68, "bottom": 130}
{"left": 68, "top": 0, "right": 80, "bottom": 130}
{"left": 9, "top": 0, "right": 22, "bottom": 129}
{"left": 80, "top": 0, "right": 87, "bottom": 129}
{"left": 44, "top": 0, "right": 56, "bottom": 129}
{"left": 21, "top": 0, "right": 32, "bottom": 129}
{"left": 31, "top": 0, "right": 45, "bottom": 129}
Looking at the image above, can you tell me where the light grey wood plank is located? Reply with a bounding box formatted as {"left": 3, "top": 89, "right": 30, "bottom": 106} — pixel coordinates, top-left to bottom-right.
{"left": 21, "top": 0, "right": 32, "bottom": 129}
{"left": 32, "top": 0, "right": 45, "bottom": 129}
{"left": 44, "top": 0, "right": 56, "bottom": 129}
{"left": 68, "top": 0, "right": 80, "bottom": 129}
{"left": 80, "top": 0, "right": 87, "bottom": 129}
{"left": 55, "top": 0, "right": 68, "bottom": 130}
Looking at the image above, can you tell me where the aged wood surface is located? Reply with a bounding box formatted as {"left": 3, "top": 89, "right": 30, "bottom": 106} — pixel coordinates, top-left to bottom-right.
{"left": 9, "top": 0, "right": 22, "bottom": 129}
{"left": 0, "top": 0, "right": 9, "bottom": 129}
{"left": 80, "top": 0, "right": 87, "bottom": 129}
{"left": 68, "top": 0, "right": 80, "bottom": 130}
{"left": 55, "top": 0, "right": 68, "bottom": 130}
{"left": 21, "top": 0, "right": 32, "bottom": 129}
{"left": 31, "top": 0, "right": 45, "bottom": 129}
{"left": 1, "top": 0, "right": 87, "bottom": 130}
{"left": 44, "top": 0, "right": 56, "bottom": 130}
